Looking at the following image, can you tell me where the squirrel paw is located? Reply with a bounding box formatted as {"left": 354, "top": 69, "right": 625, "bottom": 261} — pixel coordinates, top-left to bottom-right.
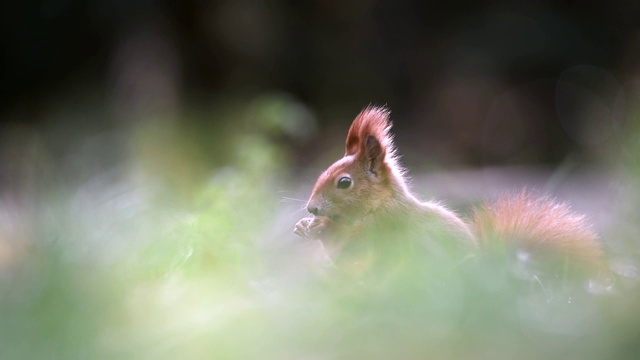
{"left": 294, "top": 217, "right": 312, "bottom": 238}
{"left": 294, "top": 216, "right": 332, "bottom": 240}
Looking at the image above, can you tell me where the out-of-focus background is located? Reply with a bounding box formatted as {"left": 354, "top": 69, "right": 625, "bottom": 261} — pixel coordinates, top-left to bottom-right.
{"left": 2, "top": 1, "right": 640, "bottom": 359}
{"left": 4, "top": 0, "right": 639, "bottom": 164}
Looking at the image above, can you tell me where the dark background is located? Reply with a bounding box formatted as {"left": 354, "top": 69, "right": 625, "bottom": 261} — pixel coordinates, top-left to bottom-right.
{"left": 2, "top": 0, "right": 639, "bottom": 170}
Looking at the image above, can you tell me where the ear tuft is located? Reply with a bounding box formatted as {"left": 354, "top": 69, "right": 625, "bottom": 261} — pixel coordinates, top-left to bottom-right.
{"left": 345, "top": 105, "right": 393, "bottom": 156}
{"left": 344, "top": 106, "right": 402, "bottom": 176}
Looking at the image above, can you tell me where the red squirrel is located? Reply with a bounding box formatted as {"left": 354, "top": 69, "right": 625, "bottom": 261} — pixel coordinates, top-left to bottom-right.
{"left": 294, "top": 106, "right": 603, "bottom": 271}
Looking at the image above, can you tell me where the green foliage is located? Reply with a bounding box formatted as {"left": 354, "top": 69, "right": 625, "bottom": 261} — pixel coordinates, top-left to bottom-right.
{"left": 1, "top": 95, "right": 640, "bottom": 360}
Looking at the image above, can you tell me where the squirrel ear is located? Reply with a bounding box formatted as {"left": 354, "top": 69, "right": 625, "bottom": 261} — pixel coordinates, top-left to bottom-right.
{"left": 345, "top": 106, "right": 393, "bottom": 169}
{"left": 364, "top": 135, "right": 385, "bottom": 176}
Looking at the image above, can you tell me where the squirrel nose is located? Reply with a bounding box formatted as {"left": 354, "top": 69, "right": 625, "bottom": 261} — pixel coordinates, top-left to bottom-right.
{"left": 307, "top": 205, "right": 319, "bottom": 215}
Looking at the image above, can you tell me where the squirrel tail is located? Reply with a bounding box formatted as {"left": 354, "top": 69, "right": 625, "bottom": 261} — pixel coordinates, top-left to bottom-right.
{"left": 471, "top": 190, "right": 604, "bottom": 271}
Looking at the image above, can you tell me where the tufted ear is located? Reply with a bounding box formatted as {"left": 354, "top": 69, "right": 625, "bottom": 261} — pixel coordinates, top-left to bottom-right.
{"left": 343, "top": 106, "right": 397, "bottom": 176}
{"left": 344, "top": 106, "right": 392, "bottom": 155}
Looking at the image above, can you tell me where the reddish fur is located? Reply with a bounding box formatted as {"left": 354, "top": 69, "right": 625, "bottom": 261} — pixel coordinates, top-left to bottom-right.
{"left": 346, "top": 106, "right": 394, "bottom": 155}
{"left": 472, "top": 191, "right": 603, "bottom": 268}
{"left": 297, "top": 106, "right": 604, "bottom": 270}
{"left": 304, "top": 106, "right": 413, "bottom": 225}
{"left": 344, "top": 106, "right": 405, "bottom": 179}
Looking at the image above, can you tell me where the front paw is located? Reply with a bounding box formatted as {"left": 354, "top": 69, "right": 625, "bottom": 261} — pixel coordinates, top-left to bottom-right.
{"left": 294, "top": 217, "right": 313, "bottom": 238}
{"left": 294, "top": 216, "right": 332, "bottom": 240}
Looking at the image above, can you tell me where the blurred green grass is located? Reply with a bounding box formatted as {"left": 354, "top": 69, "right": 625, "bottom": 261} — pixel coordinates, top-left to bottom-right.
{"left": 1, "top": 95, "right": 640, "bottom": 360}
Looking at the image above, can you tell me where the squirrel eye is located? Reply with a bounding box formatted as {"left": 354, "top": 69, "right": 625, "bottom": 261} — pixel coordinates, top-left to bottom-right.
{"left": 336, "top": 176, "right": 352, "bottom": 189}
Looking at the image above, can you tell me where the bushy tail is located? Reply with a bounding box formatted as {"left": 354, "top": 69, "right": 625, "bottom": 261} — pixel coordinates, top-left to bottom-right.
{"left": 471, "top": 191, "right": 603, "bottom": 270}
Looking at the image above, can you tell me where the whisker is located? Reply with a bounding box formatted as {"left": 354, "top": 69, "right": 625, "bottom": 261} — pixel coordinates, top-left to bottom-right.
{"left": 288, "top": 206, "right": 309, "bottom": 217}
{"left": 281, "top": 197, "right": 306, "bottom": 203}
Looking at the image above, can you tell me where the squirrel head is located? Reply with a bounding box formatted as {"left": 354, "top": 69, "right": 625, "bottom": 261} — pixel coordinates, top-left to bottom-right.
{"left": 305, "top": 106, "right": 403, "bottom": 223}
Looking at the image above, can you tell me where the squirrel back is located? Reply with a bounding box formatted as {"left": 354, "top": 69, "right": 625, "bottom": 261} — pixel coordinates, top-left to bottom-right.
{"left": 295, "top": 106, "right": 603, "bottom": 270}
